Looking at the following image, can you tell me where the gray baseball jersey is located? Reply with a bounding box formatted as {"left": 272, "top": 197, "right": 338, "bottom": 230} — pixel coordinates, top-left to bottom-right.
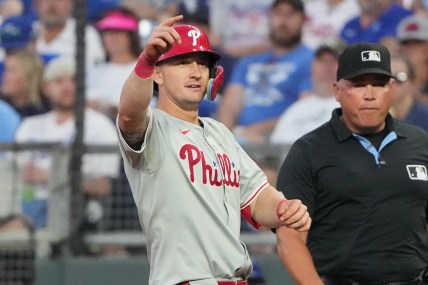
{"left": 117, "top": 108, "right": 269, "bottom": 285}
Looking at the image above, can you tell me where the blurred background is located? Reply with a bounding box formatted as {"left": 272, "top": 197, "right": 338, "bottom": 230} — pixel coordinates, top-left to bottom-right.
{"left": 1, "top": 0, "right": 428, "bottom": 284}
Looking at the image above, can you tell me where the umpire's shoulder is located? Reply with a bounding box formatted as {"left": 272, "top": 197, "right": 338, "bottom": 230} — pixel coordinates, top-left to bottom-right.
{"left": 394, "top": 119, "right": 428, "bottom": 140}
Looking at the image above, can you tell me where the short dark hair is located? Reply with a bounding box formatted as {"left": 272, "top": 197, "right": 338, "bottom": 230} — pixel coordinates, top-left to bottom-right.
{"left": 271, "top": 0, "right": 305, "bottom": 13}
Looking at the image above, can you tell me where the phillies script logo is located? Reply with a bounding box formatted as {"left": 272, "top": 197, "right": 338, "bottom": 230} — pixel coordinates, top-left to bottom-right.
{"left": 180, "top": 144, "right": 240, "bottom": 187}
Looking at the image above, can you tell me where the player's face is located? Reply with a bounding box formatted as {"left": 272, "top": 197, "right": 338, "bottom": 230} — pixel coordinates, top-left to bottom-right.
{"left": 43, "top": 75, "right": 76, "bottom": 111}
{"left": 154, "top": 53, "right": 210, "bottom": 110}
{"left": 333, "top": 74, "right": 395, "bottom": 134}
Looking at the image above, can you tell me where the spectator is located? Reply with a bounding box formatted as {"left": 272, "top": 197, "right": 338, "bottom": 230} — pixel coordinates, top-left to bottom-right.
{"left": 87, "top": 7, "right": 144, "bottom": 121}
{"left": 210, "top": 0, "right": 273, "bottom": 58}
{"left": 0, "top": 0, "right": 24, "bottom": 24}
{"left": 122, "top": 0, "right": 175, "bottom": 21}
{"left": 340, "top": 0, "right": 412, "bottom": 52}
{"left": 0, "top": 50, "right": 49, "bottom": 118}
{"left": 88, "top": 7, "right": 144, "bottom": 242}
{"left": 0, "top": 15, "right": 37, "bottom": 83}
{"left": 33, "top": 0, "right": 105, "bottom": 70}
{"left": 389, "top": 53, "right": 428, "bottom": 132}
{"left": 404, "top": 0, "right": 428, "bottom": 16}
{"left": 302, "top": 0, "right": 360, "bottom": 49}
{"left": 178, "top": 0, "right": 237, "bottom": 117}
{"left": 0, "top": 15, "right": 35, "bottom": 52}
{"left": 397, "top": 14, "right": 428, "bottom": 102}
{"left": 270, "top": 37, "right": 344, "bottom": 145}
{"left": 15, "top": 56, "right": 119, "bottom": 230}
{"left": 217, "top": 0, "right": 313, "bottom": 144}
{"left": 0, "top": 98, "right": 20, "bottom": 142}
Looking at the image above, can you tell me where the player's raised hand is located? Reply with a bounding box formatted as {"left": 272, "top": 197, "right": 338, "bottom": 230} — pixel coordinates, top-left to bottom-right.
{"left": 277, "top": 199, "right": 311, "bottom": 232}
{"left": 143, "top": 15, "right": 183, "bottom": 62}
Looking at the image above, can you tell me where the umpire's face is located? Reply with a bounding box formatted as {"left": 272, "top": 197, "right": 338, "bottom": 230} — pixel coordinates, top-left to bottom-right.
{"left": 333, "top": 74, "right": 395, "bottom": 134}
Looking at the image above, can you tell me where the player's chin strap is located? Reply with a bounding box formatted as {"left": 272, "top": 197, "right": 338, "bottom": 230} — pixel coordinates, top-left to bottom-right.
{"left": 206, "top": 65, "right": 224, "bottom": 101}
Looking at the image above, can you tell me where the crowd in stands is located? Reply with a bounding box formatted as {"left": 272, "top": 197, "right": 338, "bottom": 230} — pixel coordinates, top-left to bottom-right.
{"left": 0, "top": 0, "right": 428, "bottom": 281}
{"left": 0, "top": 0, "right": 427, "bottom": 144}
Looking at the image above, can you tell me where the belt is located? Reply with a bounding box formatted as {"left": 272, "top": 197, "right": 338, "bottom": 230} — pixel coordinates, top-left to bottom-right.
{"left": 179, "top": 281, "right": 247, "bottom": 285}
{"left": 322, "top": 276, "right": 425, "bottom": 285}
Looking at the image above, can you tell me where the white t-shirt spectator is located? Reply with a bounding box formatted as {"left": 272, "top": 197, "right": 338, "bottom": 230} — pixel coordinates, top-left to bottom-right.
{"left": 270, "top": 94, "right": 339, "bottom": 145}
{"left": 302, "top": 0, "right": 360, "bottom": 49}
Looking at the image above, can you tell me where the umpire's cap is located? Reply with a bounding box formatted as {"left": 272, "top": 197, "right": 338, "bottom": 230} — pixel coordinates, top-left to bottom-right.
{"left": 336, "top": 42, "right": 395, "bottom": 81}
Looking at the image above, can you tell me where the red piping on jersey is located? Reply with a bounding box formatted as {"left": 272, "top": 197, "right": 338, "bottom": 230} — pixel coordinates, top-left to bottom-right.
{"left": 240, "top": 181, "right": 269, "bottom": 210}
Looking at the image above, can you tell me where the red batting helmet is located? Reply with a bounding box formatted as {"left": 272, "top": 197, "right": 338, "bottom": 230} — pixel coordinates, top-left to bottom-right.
{"left": 156, "top": 24, "right": 221, "bottom": 64}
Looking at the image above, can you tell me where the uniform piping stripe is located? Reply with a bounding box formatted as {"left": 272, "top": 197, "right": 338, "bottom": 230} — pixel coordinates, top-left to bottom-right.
{"left": 240, "top": 181, "right": 269, "bottom": 210}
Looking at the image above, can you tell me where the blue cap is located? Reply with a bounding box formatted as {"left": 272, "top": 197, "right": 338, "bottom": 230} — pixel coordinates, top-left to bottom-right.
{"left": 87, "top": 0, "right": 120, "bottom": 23}
{"left": 0, "top": 16, "right": 34, "bottom": 50}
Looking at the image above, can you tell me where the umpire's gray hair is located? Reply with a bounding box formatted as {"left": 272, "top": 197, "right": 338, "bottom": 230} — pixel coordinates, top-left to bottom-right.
{"left": 43, "top": 56, "right": 76, "bottom": 82}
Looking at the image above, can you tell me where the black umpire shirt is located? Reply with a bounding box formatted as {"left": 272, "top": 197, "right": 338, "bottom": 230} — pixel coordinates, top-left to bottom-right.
{"left": 277, "top": 108, "right": 428, "bottom": 284}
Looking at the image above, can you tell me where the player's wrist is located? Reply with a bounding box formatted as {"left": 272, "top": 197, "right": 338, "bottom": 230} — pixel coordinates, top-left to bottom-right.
{"left": 134, "top": 52, "right": 156, "bottom": 79}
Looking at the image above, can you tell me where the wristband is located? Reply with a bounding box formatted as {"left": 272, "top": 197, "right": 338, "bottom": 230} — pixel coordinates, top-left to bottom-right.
{"left": 134, "top": 53, "right": 156, "bottom": 79}
{"left": 276, "top": 199, "right": 288, "bottom": 220}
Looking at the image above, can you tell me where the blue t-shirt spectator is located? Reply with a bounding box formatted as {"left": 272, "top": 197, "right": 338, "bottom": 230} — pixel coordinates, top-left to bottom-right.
{"left": 228, "top": 46, "right": 313, "bottom": 126}
{"left": 340, "top": 4, "right": 412, "bottom": 44}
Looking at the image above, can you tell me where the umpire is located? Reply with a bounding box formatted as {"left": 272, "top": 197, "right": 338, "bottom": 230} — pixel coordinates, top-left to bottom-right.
{"left": 275, "top": 42, "right": 428, "bottom": 285}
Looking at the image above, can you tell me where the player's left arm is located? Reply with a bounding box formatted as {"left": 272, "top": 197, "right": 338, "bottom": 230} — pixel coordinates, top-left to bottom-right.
{"left": 249, "top": 185, "right": 311, "bottom": 231}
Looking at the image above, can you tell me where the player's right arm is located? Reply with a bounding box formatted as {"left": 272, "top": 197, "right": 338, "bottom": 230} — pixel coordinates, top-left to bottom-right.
{"left": 276, "top": 226, "right": 324, "bottom": 285}
{"left": 117, "top": 15, "right": 183, "bottom": 149}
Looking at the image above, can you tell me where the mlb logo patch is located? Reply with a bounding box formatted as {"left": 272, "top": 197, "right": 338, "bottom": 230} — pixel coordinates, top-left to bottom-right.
{"left": 406, "top": 165, "right": 428, "bottom": 181}
{"left": 361, "top": 51, "right": 381, "bottom": 62}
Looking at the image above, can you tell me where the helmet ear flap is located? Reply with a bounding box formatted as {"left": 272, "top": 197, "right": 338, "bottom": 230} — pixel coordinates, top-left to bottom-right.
{"left": 206, "top": 65, "right": 224, "bottom": 101}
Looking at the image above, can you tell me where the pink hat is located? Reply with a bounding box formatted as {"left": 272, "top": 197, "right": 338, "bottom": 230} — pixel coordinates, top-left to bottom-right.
{"left": 95, "top": 11, "right": 139, "bottom": 31}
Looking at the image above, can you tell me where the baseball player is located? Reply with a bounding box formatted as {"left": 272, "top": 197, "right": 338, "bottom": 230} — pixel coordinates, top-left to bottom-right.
{"left": 117, "top": 15, "right": 311, "bottom": 285}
